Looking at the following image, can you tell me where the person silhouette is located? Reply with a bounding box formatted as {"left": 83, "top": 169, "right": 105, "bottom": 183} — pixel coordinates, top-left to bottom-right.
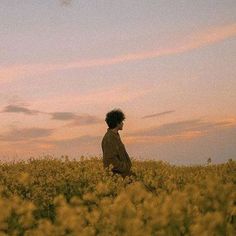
{"left": 101, "top": 108, "right": 135, "bottom": 178}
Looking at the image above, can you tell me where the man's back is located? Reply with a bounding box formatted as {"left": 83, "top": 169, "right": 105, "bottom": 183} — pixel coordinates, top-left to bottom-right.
{"left": 101, "top": 128, "right": 132, "bottom": 177}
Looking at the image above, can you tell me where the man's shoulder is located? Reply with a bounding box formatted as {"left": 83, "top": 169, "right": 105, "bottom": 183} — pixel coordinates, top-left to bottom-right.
{"left": 102, "top": 131, "right": 117, "bottom": 143}
{"left": 103, "top": 131, "right": 114, "bottom": 139}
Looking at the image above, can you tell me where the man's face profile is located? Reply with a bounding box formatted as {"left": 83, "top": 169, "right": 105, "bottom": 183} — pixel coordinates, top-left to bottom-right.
{"left": 117, "top": 121, "right": 124, "bottom": 130}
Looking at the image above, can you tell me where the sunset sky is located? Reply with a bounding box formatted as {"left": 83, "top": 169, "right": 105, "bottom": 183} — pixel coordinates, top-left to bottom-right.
{"left": 0, "top": 0, "right": 236, "bottom": 164}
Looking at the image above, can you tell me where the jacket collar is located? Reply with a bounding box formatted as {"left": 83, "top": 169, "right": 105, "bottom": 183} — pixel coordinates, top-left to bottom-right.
{"left": 107, "top": 128, "right": 120, "bottom": 137}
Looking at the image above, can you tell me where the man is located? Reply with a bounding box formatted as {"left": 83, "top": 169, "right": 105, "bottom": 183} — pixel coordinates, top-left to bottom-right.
{"left": 101, "top": 108, "right": 134, "bottom": 178}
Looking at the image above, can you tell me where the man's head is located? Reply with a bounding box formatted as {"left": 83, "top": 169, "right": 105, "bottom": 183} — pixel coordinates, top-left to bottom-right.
{"left": 105, "top": 109, "right": 126, "bottom": 130}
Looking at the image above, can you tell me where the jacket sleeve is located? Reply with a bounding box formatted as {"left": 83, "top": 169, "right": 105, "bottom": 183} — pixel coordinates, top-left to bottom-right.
{"left": 124, "top": 149, "right": 132, "bottom": 169}
{"left": 102, "top": 137, "right": 128, "bottom": 173}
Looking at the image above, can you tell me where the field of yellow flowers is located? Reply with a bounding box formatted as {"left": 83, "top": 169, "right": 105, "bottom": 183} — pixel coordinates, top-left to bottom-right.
{"left": 0, "top": 156, "right": 235, "bottom": 236}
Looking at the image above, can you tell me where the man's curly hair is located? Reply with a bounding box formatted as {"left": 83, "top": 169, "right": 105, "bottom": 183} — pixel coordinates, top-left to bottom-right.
{"left": 105, "top": 108, "right": 126, "bottom": 129}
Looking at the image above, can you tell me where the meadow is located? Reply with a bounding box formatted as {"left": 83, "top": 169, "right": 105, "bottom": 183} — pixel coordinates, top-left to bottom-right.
{"left": 0, "top": 156, "right": 235, "bottom": 236}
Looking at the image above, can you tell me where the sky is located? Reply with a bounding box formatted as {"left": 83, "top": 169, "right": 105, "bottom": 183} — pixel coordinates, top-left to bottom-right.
{"left": 0, "top": 0, "right": 236, "bottom": 165}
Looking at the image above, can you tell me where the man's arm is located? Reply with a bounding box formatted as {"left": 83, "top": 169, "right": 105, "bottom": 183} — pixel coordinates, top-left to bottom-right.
{"left": 124, "top": 149, "right": 132, "bottom": 168}
{"left": 102, "top": 137, "right": 128, "bottom": 173}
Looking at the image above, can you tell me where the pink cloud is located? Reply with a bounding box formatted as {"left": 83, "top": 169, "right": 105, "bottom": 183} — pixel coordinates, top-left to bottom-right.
{"left": 1, "top": 23, "right": 235, "bottom": 83}
{"left": 31, "top": 82, "right": 154, "bottom": 110}
{"left": 124, "top": 117, "right": 236, "bottom": 144}
{"left": 124, "top": 130, "right": 204, "bottom": 145}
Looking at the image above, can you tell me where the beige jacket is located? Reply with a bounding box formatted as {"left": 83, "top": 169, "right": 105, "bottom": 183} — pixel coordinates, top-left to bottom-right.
{"left": 101, "top": 128, "right": 132, "bottom": 177}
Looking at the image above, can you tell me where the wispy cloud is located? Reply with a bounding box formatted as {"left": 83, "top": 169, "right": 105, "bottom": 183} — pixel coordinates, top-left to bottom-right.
{"left": 1, "top": 104, "right": 41, "bottom": 115}
{"left": 1, "top": 103, "right": 104, "bottom": 127}
{"left": 124, "top": 131, "right": 203, "bottom": 145}
{"left": 129, "top": 119, "right": 200, "bottom": 137}
{"left": 65, "top": 115, "right": 103, "bottom": 126}
{"left": 31, "top": 82, "right": 154, "bottom": 108}
{"left": 142, "top": 110, "right": 175, "bottom": 119}
{"left": 50, "top": 112, "right": 103, "bottom": 126}
{"left": 1, "top": 104, "right": 104, "bottom": 127}
{"left": 125, "top": 118, "right": 236, "bottom": 144}
{"left": 45, "top": 135, "right": 101, "bottom": 147}
{"left": 51, "top": 112, "right": 78, "bottom": 120}
{"left": 22, "top": 134, "right": 102, "bottom": 154}
{"left": 0, "top": 127, "right": 54, "bottom": 142}
{"left": 1, "top": 23, "right": 235, "bottom": 82}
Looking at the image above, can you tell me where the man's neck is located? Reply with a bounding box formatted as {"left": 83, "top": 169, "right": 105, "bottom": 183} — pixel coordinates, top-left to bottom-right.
{"left": 110, "top": 128, "right": 119, "bottom": 134}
